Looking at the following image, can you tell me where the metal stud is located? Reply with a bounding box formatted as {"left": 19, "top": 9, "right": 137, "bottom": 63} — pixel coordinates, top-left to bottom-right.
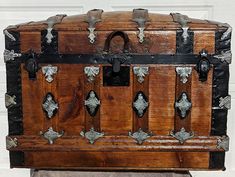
{"left": 133, "top": 92, "right": 148, "bottom": 118}
{"left": 42, "top": 93, "right": 58, "bottom": 118}
{"left": 85, "top": 90, "right": 100, "bottom": 117}
{"left": 40, "top": 127, "right": 64, "bottom": 145}
{"left": 175, "top": 92, "right": 192, "bottom": 118}
{"left": 170, "top": 127, "right": 194, "bottom": 144}
{"left": 133, "top": 66, "right": 149, "bottom": 83}
{"left": 129, "top": 128, "right": 152, "bottom": 145}
{"left": 80, "top": 127, "right": 104, "bottom": 144}
{"left": 42, "top": 65, "right": 58, "bottom": 83}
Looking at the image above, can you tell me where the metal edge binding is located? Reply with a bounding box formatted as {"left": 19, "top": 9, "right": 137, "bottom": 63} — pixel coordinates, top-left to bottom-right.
{"left": 5, "top": 93, "right": 17, "bottom": 109}
{"left": 217, "top": 136, "right": 229, "bottom": 151}
{"left": 214, "top": 50, "right": 232, "bottom": 64}
{"left": 207, "top": 20, "right": 232, "bottom": 40}
{"left": 80, "top": 127, "right": 104, "bottom": 144}
{"left": 128, "top": 128, "right": 153, "bottom": 145}
{"left": 132, "top": 8, "right": 149, "bottom": 43}
{"left": 3, "top": 49, "right": 22, "bottom": 63}
{"left": 6, "top": 136, "right": 18, "bottom": 149}
{"left": 212, "top": 95, "right": 231, "bottom": 110}
{"left": 44, "top": 14, "right": 67, "bottom": 44}
{"left": 84, "top": 9, "right": 103, "bottom": 44}
{"left": 170, "top": 13, "right": 191, "bottom": 43}
{"left": 3, "top": 25, "right": 17, "bottom": 41}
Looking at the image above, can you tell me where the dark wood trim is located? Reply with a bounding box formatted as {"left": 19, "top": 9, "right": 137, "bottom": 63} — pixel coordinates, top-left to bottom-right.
{"left": 132, "top": 67, "right": 149, "bottom": 132}
{"left": 174, "top": 68, "right": 192, "bottom": 132}
{"left": 209, "top": 152, "right": 225, "bottom": 170}
{"left": 9, "top": 151, "right": 25, "bottom": 168}
{"left": 176, "top": 30, "right": 194, "bottom": 54}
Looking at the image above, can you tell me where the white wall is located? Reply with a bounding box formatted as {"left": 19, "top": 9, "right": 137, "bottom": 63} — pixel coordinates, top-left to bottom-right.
{"left": 0, "top": 0, "right": 234, "bottom": 176}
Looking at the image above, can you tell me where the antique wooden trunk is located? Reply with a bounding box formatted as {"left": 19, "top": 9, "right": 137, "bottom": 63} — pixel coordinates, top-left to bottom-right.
{"left": 4, "top": 9, "right": 232, "bottom": 170}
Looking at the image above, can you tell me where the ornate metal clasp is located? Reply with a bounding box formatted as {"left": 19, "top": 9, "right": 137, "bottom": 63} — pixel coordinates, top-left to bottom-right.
{"left": 175, "top": 92, "right": 192, "bottom": 119}
{"left": 176, "top": 67, "right": 192, "bottom": 84}
{"left": 217, "top": 136, "right": 229, "bottom": 151}
{"left": 40, "top": 127, "right": 64, "bottom": 144}
{"left": 42, "top": 65, "right": 58, "bottom": 83}
{"left": 6, "top": 136, "right": 18, "bottom": 149}
{"left": 84, "top": 66, "right": 100, "bottom": 82}
{"left": 42, "top": 93, "right": 58, "bottom": 118}
{"left": 170, "top": 128, "right": 194, "bottom": 144}
{"left": 80, "top": 127, "right": 104, "bottom": 144}
{"left": 133, "top": 66, "right": 149, "bottom": 83}
{"left": 85, "top": 90, "right": 100, "bottom": 117}
{"left": 129, "top": 128, "right": 153, "bottom": 144}
{"left": 4, "top": 49, "right": 22, "bottom": 62}
{"left": 5, "top": 93, "right": 17, "bottom": 108}
{"left": 133, "top": 92, "right": 148, "bottom": 118}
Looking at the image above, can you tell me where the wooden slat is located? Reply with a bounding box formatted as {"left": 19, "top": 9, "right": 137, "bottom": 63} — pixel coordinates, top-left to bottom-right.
{"left": 191, "top": 69, "right": 213, "bottom": 136}
{"left": 132, "top": 65, "right": 149, "bottom": 132}
{"left": 84, "top": 65, "right": 101, "bottom": 131}
{"left": 100, "top": 68, "right": 133, "bottom": 135}
{"left": 20, "top": 31, "right": 41, "bottom": 53}
{"left": 56, "top": 64, "right": 85, "bottom": 135}
{"left": 21, "top": 64, "right": 44, "bottom": 135}
{"left": 174, "top": 66, "right": 192, "bottom": 132}
{"left": 149, "top": 66, "right": 176, "bottom": 135}
{"left": 194, "top": 31, "right": 215, "bottom": 54}
{"left": 58, "top": 31, "right": 176, "bottom": 54}
{"left": 24, "top": 151, "right": 209, "bottom": 169}
{"left": 8, "top": 135, "right": 223, "bottom": 152}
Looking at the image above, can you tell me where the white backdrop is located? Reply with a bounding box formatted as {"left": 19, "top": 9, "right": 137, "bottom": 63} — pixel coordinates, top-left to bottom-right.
{"left": 0, "top": 0, "right": 234, "bottom": 176}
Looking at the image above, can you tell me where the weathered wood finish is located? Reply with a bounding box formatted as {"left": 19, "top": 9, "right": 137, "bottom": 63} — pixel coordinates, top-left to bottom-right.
{"left": 5, "top": 10, "right": 230, "bottom": 170}
{"left": 24, "top": 151, "right": 210, "bottom": 169}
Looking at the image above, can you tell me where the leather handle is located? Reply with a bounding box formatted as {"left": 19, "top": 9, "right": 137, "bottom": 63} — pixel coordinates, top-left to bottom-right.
{"left": 103, "top": 31, "right": 130, "bottom": 53}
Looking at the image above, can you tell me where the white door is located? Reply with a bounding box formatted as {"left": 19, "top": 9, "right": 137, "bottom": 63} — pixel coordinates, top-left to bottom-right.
{"left": 0, "top": 0, "right": 234, "bottom": 176}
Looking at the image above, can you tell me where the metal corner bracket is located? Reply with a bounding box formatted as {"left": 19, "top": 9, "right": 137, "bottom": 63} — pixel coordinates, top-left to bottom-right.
{"left": 5, "top": 93, "right": 17, "bottom": 108}
{"left": 217, "top": 136, "right": 229, "bottom": 151}
{"left": 6, "top": 136, "right": 18, "bottom": 149}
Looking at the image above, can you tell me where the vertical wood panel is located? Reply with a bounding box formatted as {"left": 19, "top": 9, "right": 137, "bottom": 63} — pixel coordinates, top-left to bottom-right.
{"left": 57, "top": 64, "right": 85, "bottom": 135}
{"left": 21, "top": 64, "right": 44, "bottom": 135}
{"left": 20, "top": 32, "right": 41, "bottom": 53}
{"left": 100, "top": 68, "right": 133, "bottom": 135}
{"left": 174, "top": 66, "right": 192, "bottom": 132}
{"left": 84, "top": 65, "right": 101, "bottom": 131}
{"left": 132, "top": 65, "right": 149, "bottom": 132}
{"left": 149, "top": 66, "right": 175, "bottom": 135}
{"left": 191, "top": 69, "right": 213, "bottom": 136}
{"left": 194, "top": 31, "right": 215, "bottom": 54}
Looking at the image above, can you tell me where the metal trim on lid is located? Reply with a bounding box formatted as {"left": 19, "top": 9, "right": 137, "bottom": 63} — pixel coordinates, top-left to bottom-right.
{"left": 44, "top": 14, "right": 67, "bottom": 44}
{"left": 85, "top": 9, "right": 103, "bottom": 44}
{"left": 171, "top": 13, "right": 191, "bottom": 43}
{"left": 132, "top": 8, "right": 150, "bottom": 43}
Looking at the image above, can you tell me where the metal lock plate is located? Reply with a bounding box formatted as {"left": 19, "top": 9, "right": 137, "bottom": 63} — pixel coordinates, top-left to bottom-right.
{"left": 103, "top": 66, "right": 130, "bottom": 86}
